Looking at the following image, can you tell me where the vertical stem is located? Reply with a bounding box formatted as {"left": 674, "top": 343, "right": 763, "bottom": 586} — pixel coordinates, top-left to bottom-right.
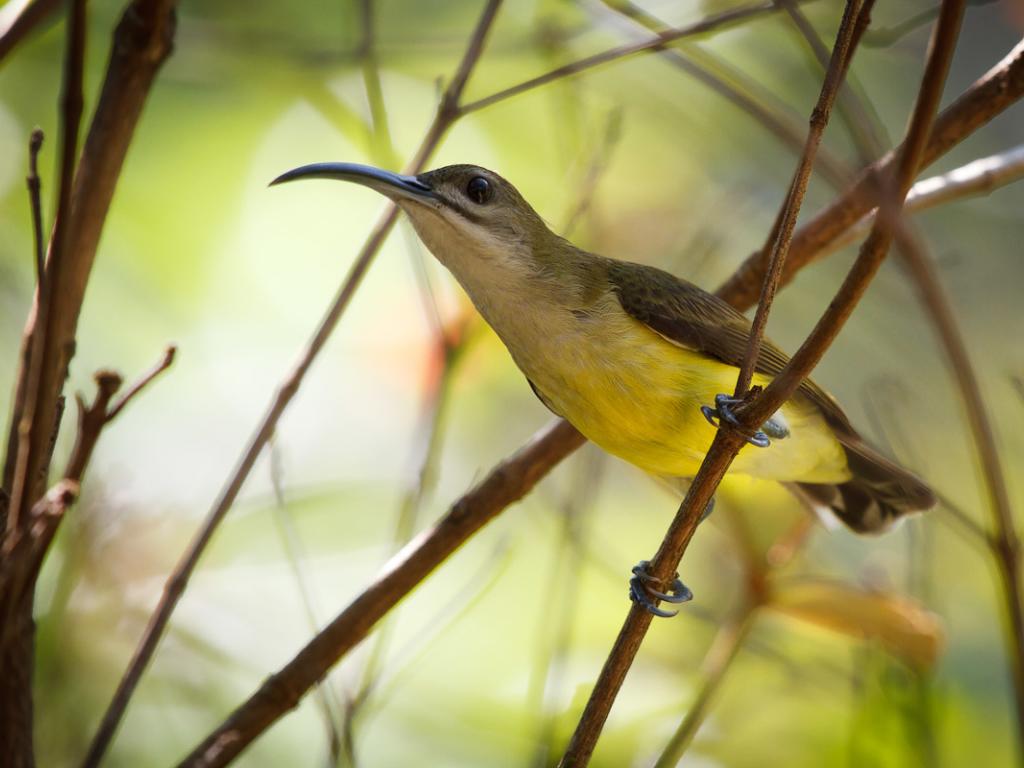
{"left": 652, "top": 608, "right": 757, "bottom": 767}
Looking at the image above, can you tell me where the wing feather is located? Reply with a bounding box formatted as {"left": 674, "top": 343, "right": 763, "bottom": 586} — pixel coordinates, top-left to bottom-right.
{"left": 606, "top": 260, "right": 854, "bottom": 435}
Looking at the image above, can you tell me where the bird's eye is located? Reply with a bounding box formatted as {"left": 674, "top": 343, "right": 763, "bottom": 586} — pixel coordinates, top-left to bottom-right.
{"left": 466, "top": 176, "right": 492, "bottom": 205}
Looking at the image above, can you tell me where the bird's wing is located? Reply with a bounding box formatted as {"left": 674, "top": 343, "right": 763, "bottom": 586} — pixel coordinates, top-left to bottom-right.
{"left": 606, "top": 260, "right": 854, "bottom": 433}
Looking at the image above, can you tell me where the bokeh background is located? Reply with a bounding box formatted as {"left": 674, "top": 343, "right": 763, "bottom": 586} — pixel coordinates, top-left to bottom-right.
{"left": 2, "top": 0, "right": 1024, "bottom": 765}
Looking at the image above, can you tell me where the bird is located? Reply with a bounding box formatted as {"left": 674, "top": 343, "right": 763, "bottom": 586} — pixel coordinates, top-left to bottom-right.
{"left": 272, "top": 162, "right": 935, "bottom": 612}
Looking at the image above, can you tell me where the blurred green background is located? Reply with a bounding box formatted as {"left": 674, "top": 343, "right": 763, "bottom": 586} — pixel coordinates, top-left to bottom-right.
{"left": 2, "top": 0, "right": 1024, "bottom": 765}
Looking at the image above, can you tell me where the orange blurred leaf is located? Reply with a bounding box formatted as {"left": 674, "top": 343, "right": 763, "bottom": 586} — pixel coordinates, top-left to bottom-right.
{"left": 768, "top": 580, "right": 944, "bottom": 669}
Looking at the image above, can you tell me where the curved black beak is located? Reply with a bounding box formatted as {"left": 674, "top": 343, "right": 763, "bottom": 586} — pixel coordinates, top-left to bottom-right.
{"left": 270, "top": 162, "right": 435, "bottom": 201}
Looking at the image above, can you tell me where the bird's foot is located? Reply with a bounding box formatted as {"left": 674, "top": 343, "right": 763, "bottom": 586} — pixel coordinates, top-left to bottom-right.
{"left": 700, "top": 496, "right": 716, "bottom": 523}
{"left": 701, "top": 393, "right": 773, "bottom": 448}
{"left": 629, "top": 560, "right": 693, "bottom": 618}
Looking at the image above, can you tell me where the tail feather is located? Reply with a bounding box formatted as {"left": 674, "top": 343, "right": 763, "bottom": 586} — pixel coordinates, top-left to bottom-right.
{"left": 797, "top": 436, "right": 935, "bottom": 534}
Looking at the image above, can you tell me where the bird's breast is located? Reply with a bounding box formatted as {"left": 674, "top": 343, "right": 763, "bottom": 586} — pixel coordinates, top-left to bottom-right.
{"left": 490, "top": 299, "right": 848, "bottom": 484}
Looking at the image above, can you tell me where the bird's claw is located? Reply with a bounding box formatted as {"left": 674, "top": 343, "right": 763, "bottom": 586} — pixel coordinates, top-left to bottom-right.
{"left": 629, "top": 560, "right": 693, "bottom": 618}
{"left": 701, "top": 394, "right": 771, "bottom": 448}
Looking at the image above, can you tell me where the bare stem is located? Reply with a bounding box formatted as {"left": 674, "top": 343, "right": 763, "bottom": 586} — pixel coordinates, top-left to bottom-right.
{"left": 734, "top": 0, "right": 866, "bottom": 397}
{"left": 459, "top": 0, "right": 801, "bottom": 115}
{"left": 26, "top": 128, "right": 45, "bottom": 287}
{"left": 0, "top": 0, "right": 63, "bottom": 62}
{"left": 595, "top": 0, "right": 850, "bottom": 188}
{"left": 739, "top": 0, "right": 965, "bottom": 430}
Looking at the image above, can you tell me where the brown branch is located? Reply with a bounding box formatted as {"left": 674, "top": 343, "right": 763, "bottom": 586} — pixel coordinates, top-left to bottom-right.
{"left": 0, "top": 0, "right": 62, "bottom": 63}
{"left": 175, "top": 419, "right": 585, "bottom": 768}
{"left": 1, "top": 129, "right": 48, "bottom": 519}
{"left": 6, "top": 0, "right": 85, "bottom": 536}
{"left": 81, "top": 4, "right": 504, "bottom": 765}
{"left": 715, "top": 36, "right": 1024, "bottom": 309}
{"left": 734, "top": 0, "right": 868, "bottom": 397}
{"left": 0, "top": 1, "right": 85, "bottom": 760}
{"left": 595, "top": 0, "right": 851, "bottom": 189}
{"left": 26, "top": 128, "right": 45, "bottom": 286}
{"left": 825, "top": 145, "right": 1024, "bottom": 255}
{"left": 739, "top": 0, "right": 964, "bottom": 428}
{"left": 4, "top": 0, "right": 177, "bottom": 539}
{"left": 64, "top": 371, "right": 123, "bottom": 485}
{"left": 790, "top": 5, "right": 1023, "bottom": 749}
{"left": 0, "top": 0, "right": 178, "bottom": 763}
{"left": 458, "top": 0, "right": 802, "bottom": 115}
{"left": 557, "top": 3, "right": 871, "bottom": 762}
{"left": 105, "top": 345, "right": 176, "bottom": 422}
{"left": 65, "top": 346, "right": 176, "bottom": 482}
{"left": 0, "top": 346, "right": 175, "bottom": 653}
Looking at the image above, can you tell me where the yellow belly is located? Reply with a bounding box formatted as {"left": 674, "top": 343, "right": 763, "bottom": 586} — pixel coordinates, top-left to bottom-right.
{"left": 525, "top": 314, "right": 850, "bottom": 484}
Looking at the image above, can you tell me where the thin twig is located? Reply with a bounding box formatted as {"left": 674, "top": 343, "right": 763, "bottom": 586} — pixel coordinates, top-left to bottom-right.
{"left": 594, "top": 0, "right": 850, "bottom": 188}
{"left": 82, "top": 4, "right": 504, "bottom": 765}
{"left": 266, "top": 439, "right": 344, "bottom": 765}
{"left": 64, "top": 371, "right": 123, "bottom": 485}
{"left": 738, "top": 0, "right": 965, "bottom": 430}
{"left": 734, "top": 0, "right": 866, "bottom": 397}
{"left": 6, "top": 0, "right": 85, "bottom": 536}
{"left": 26, "top": 128, "right": 45, "bottom": 287}
{"left": 0, "top": 1, "right": 86, "bottom": 759}
{"left": 0, "top": 346, "right": 175, "bottom": 652}
{"left": 0, "top": 0, "right": 63, "bottom": 63}
{"left": 780, "top": 0, "right": 888, "bottom": 160}
{"left": 458, "top": 0, "right": 803, "bottom": 115}
{"left": 105, "top": 345, "right": 176, "bottom": 422}
{"left": 175, "top": 418, "right": 585, "bottom": 768}
{"left": 824, "top": 145, "right": 1024, "bottom": 255}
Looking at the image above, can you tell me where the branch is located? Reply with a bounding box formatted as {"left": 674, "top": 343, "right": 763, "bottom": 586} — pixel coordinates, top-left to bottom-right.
{"left": 175, "top": 419, "right": 585, "bottom": 768}
{"left": 734, "top": 0, "right": 871, "bottom": 396}
{"left": 26, "top": 128, "right": 45, "bottom": 286}
{"left": 0, "top": 2, "right": 85, "bottom": 759}
{"left": 739, "top": 0, "right": 964, "bottom": 428}
{"left": 0, "top": 0, "right": 62, "bottom": 63}
{"left": 558, "top": 2, "right": 872, "bottom": 761}
{"left": 82, "top": 4, "right": 504, "bottom": 765}
{"left": 594, "top": 0, "right": 851, "bottom": 189}
{"left": 458, "top": 0, "right": 802, "bottom": 115}
{"left": 6, "top": 0, "right": 85, "bottom": 536}
{"left": 65, "top": 345, "right": 176, "bottom": 482}
{"left": 715, "top": 36, "right": 1024, "bottom": 309}
{"left": 824, "top": 145, "right": 1024, "bottom": 254}
{"left": 0, "top": 345, "right": 175, "bottom": 649}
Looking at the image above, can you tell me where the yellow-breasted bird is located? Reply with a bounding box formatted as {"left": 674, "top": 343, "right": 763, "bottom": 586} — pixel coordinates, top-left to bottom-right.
{"left": 272, "top": 163, "right": 935, "bottom": 608}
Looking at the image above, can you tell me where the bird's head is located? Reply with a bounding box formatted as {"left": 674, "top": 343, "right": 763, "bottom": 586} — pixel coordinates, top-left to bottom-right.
{"left": 272, "top": 163, "right": 559, "bottom": 286}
